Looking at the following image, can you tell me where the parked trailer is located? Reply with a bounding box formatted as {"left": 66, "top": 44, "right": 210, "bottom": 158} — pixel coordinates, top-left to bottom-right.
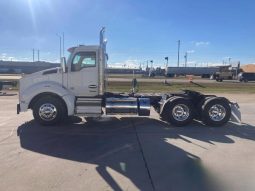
{"left": 17, "top": 28, "right": 240, "bottom": 127}
{"left": 165, "top": 67, "right": 219, "bottom": 78}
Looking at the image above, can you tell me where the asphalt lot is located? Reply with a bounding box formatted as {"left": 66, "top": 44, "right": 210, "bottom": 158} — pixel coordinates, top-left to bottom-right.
{"left": 0, "top": 92, "right": 255, "bottom": 191}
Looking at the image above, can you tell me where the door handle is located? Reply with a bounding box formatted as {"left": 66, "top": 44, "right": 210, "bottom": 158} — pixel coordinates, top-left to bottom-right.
{"left": 88, "top": 85, "right": 97, "bottom": 89}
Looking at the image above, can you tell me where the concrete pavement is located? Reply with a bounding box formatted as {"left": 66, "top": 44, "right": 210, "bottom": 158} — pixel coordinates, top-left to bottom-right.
{"left": 0, "top": 93, "right": 255, "bottom": 191}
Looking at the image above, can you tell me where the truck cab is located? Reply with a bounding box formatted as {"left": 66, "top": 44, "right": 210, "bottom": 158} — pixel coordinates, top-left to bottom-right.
{"left": 18, "top": 28, "right": 107, "bottom": 124}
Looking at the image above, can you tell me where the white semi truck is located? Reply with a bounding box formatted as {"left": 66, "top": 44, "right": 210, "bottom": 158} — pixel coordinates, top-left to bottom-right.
{"left": 17, "top": 28, "right": 240, "bottom": 127}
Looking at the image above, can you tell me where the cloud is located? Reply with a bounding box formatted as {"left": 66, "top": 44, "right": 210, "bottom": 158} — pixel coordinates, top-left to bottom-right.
{"left": 187, "top": 61, "right": 196, "bottom": 64}
{"left": 193, "top": 41, "right": 210, "bottom": 47}
{"left": 1, "top": 53, "right": 7, "bottom": 57}
{"left": 187, "top": 50, "right": 195, "bottom": 54}
{"left": 200, "top": 62, "right": 222, "bottom": 66}
{"left": 0, "top": 53, "right": 17, "bottom": 61}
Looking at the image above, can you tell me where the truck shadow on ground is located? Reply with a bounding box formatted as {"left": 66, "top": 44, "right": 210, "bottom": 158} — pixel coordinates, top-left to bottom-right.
{"left": 17, "top": 117, "right": 255, "bottom": 191}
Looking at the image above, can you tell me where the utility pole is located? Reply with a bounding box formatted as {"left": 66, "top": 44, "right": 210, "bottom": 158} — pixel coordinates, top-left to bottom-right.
{"left": 177, "top": 40, "right": 180, "bottom": 67}
{"left": 37, "top": 50, "right": 40, "bottom": 61}
{"left": 184, "top": 52, "right": 188, "bottom": 67}
{"left": 56, "top": 34, "right": 62, "bottom": 63}
{"left": 32, "top": 48, "right": 35, "bottom": 62}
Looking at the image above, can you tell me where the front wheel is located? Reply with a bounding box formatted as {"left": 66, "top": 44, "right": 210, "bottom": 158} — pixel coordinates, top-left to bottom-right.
{"left": 161, "top": 98, "right": 194, "bottom": 127}
{"left": 32, "top": 96, "right": 67, "bottom": 126}
{"left": 201, "top": 97, "right": 231, "bottom": 127}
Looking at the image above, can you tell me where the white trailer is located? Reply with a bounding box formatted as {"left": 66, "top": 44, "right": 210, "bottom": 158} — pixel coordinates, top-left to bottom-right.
{"left": 17, "top": 28, "right": 240, "bottom": 127}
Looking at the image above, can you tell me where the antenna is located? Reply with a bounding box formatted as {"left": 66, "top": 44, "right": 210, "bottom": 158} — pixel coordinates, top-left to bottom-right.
{"left": 62, "top": 32, "right": 65, "bottom": 57}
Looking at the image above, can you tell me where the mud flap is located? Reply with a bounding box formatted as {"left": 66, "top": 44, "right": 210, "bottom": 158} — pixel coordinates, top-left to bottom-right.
{"left": 230, "top": 102, "right": 241, "bottom": 124}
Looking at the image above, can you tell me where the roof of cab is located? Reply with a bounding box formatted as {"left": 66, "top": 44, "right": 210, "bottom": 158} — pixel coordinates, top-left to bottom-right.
{"left": 68, "top": 45, "right": 100, "bottom": 53}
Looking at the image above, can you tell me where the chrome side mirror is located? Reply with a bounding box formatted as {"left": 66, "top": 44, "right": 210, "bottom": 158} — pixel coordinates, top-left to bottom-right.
{"left": 61, "top": 57, "right": 67, "bottom": 73}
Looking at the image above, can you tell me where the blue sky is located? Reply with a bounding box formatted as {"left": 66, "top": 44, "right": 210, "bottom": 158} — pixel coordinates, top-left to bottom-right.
{"left": 0, "top": 0, "right": 254, "bottom": 68}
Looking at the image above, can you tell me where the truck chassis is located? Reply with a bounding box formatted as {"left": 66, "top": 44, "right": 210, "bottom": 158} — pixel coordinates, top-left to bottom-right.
{"left": 18, "top": 89, "right": 238, "bottom": 127}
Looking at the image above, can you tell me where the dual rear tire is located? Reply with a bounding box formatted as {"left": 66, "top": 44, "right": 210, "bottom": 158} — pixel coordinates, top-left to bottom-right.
{"left": 161, "top": 97, "right": 231, "bottom": 127}
{"left": 161, "top": 98, "right": 194, "bottom": 127}
{"left": 201, "top": 97, "right": 231, "bottom": 126}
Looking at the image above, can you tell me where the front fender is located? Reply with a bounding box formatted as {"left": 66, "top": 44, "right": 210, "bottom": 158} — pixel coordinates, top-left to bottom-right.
{"left": 19, "top": 81, "right": 75, "bottom": 115}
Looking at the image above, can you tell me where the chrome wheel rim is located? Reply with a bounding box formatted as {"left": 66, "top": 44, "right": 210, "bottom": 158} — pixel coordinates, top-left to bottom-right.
{"left": 39, "top": 103, "right": 57, "bottom": 121}
{"left": 208, "top": 104, "right": 226, "bottom": 122}
{"left": 172, "top": 104, "right": 190, "bottom": 121}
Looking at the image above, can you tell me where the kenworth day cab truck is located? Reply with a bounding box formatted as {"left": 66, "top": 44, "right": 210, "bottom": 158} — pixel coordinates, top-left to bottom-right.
{"left": 17, "top": 28, "right": 240, "bottom": 127}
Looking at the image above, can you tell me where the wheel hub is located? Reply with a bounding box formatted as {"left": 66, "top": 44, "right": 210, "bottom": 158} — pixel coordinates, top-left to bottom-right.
{"left": 172, "top": 104, "right": 190, "bottom": 121}
{"left": 39, "top": 103, "right": 57, "bottom": 121}
{"left": 208, "top": 104, "right": 226, "bottom": 122}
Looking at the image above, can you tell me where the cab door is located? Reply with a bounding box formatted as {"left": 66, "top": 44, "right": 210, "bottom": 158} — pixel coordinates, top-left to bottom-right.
{"left": 67, "top": 51, "right": 99, "bottom": 97}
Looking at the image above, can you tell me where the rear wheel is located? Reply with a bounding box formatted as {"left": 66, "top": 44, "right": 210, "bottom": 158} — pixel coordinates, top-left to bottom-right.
{"left": 32, "top": 96, "right": 67, "bottom": 126}
{"left": 161, "top": 98, "right": 194, "bottom": 127}
{"left": 201, "top": 97, "right": 231, "bottom": 127}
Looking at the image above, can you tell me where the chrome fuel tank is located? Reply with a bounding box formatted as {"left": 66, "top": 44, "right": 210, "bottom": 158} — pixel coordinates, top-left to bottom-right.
{"left": 138, "top": 98, "right": 151, "bottom": 116}
{"left": 105, "top": 97, "right": 150, "bottom": 116}
{"left": 106, "top": 97, "right": 138, "bottom": 115}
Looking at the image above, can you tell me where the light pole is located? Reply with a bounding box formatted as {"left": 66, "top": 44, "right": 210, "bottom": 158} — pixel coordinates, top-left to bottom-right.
{"left": 150, "top": 60, "right": 153, "bottom": 68}
{"left": 56, "top": 34, "right": 62, "bottom": 63}
{"left": 177, "top": 40, "right": 180, "bottom": 67}
{"left": 228, "top": 57, "right": 232, "bottom": 65}
{"left": 184, "top": 52, "right": 188, "bottom": 67}
{"left": 165, "top": 57, "right": 169, "bottom": 76}
{"left": 165, "top": 57, "right": 169, "bottom": 68}
{"left": 32, "top": 48, "right": 35, "bottom": 62}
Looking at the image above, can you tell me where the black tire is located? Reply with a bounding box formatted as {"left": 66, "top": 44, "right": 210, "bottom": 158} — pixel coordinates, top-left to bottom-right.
{"left": 201, "top": 97, "right": 231, "bottom": 127}
{"left": 195, "top": 96, "right": 215, "bottom": 120}
{"left": 161, "top": 98, "right": 194, "bottom": 127}
{"left": 32, "top": 96, "right": 67, "bottom": 126}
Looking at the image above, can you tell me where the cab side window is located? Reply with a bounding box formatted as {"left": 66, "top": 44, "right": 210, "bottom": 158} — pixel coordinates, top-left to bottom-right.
{"left": 71, "top": 52, "right": 96, "bottom": 71}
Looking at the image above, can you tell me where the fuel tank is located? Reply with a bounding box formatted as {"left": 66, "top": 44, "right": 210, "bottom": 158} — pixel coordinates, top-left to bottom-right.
{"left": 105, "top": 97, "right": 150, "bottom": 116}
